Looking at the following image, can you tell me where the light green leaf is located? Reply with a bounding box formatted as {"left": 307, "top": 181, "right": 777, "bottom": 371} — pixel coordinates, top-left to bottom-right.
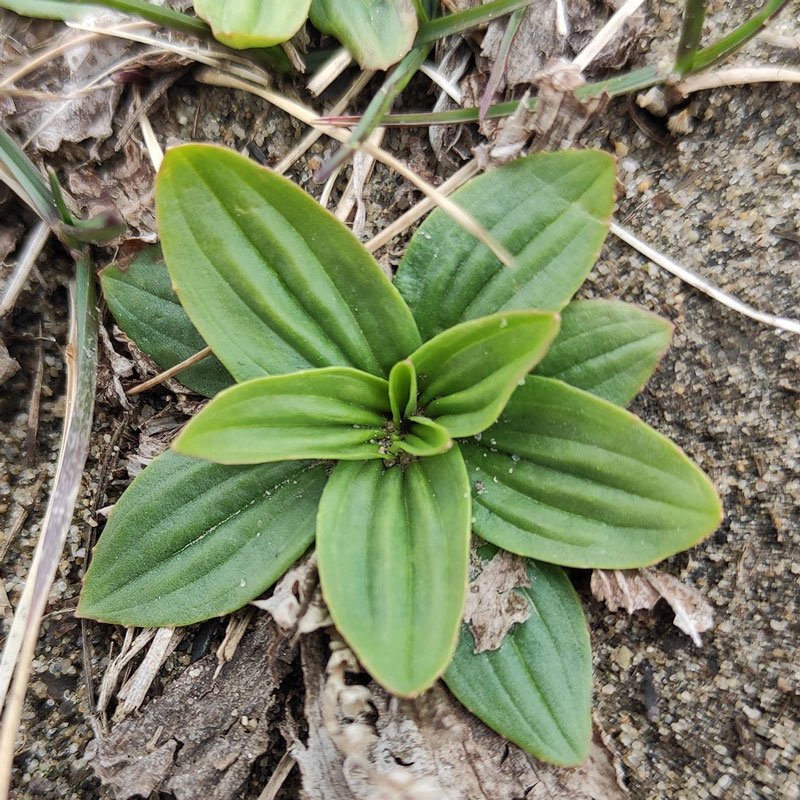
{"left": 445, "top": 559, "right": 591, "bottom": 766}
{"left": 155, "top": 144, "right": 421, "bottom": 382}
{"left": 174, "top": 367, "right": 390, "bottom": 464}
{"left": 462, "top": 377, "right": 722, "bottom": 568}
{"left": 194, "top": 0, "right": 311, "bottom": 48}
{"left": 100, "top": 245, "right": 234, "bottom": 398}
{"left": 388, "top": 358, "right": 417, "bottom": 422}
{"left": 394, "top": 416, "right": 452, "bottom": 457}
{"left": 395, "top": 150, "right": 616, "bottom": 341}
{"left": 409, "top": 310, "right": 560, "bottom": 438}
{"left": 317, "top": 448, "right": 470, "bottom": 696}
{"left": 535, "top": 300, "right": 673, "bottom": 406}
{"left": 78, "top": 452, "right": 328, "bottom": 627}
{"left": 0, "top": 1, "right": 103, "bottom": 19}
{"left": 310, "top": 0, "right": 418, "bottom": 70}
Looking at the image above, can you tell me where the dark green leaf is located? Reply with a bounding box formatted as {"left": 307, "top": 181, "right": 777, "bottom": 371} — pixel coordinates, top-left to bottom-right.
{"left": 310, "top": 0, "right": 418, "bottom": 69}
{"left": 395, "top": 150, "right": 615, "bottom": 341}
{"left": 79, "top": 452, "right": 328, "bottom": 627}
{"left": 462, "top": 377, "right": 722, "bottom": 568}
{"left": 534, "top": 300, "right": 673, "bottom": 406}
{"left": 445, "top": 559, "right": 591, "bottom": 766}
{"left": 175, "top": 367, "right": 390, "bottom": 464}
{"left": 100, "top": 245, "right": 234, "bottom": 398}
{"left": 194, "top": 0, "right": 311, "bottom": 48}
{"left": 155, "top": 144, "right": 421, "bottom": 382}
{"left": 410, "top": 310, "right": 559, "bottom": 437}
{"left": 316, "top": 448, "right": 470, "bottom": 696}
{"left": 388, "top": 358, "right": 417, "bottom": 422}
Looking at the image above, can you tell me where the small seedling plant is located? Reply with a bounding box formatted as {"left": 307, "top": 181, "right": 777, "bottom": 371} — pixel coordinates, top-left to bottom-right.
{"left": 81, "top": 145, "right": 722, "bottom": 766}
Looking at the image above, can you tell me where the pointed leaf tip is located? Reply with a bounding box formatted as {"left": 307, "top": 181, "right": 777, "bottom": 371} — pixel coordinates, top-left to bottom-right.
{"left": 445, "top": 559, "right": 592, "bottom": 766}
{"left": 317, "top": 448, "right": 470, "bottom": 696}
{"left": 156, "top": 144, "right": 420, "bottom": 382}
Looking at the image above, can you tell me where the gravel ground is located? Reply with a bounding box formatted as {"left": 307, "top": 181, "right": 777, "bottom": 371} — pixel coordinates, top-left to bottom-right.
{"left": 1, "top": 1, "right": 799, "bottom": 798}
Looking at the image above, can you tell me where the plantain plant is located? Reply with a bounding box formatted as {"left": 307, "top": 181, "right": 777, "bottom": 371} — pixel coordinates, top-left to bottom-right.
{"left": 80, "top": 145, "right": 722, "bottom": 766}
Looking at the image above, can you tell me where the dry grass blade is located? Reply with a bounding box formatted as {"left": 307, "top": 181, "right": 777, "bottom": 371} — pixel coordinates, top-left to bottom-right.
{"left": 0, "top": 220, "right": 49, "bottom": 318}
{"left": 573, "top": 0, "right": 646, "bottom": 71}
{"left": 255, "top": 751, "right": 296, "bottom": 800}
{"left": 365, "top": 159, "right": 479, "bottom": 252}
{"left": 675, "top": 65, "right": 800, "bottom": 95}
{"left": 0, "top": 254, "right": 99, "bottom": 800}
{"left": 611, "top": 221, "right": 800, "bottom": 335}
{"left": 197, "top": 69, "right": 516, "bottom": 267}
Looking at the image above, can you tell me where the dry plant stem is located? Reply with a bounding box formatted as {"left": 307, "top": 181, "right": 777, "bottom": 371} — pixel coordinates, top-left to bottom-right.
{"left": 674, "top": 65, "right": 800, "bottom": 94}
{"left": 197, "top": 69, "right": 516, "bottom": 267}
{"left": 335, "top": 127, "right": 385, "bottom": 226}
{"left": 135, "top": 88, "right": 164, "bottom": 170}
{"left": 274, "top": 70, "right": 374, "bottom": 175}
{"left": 419, "top": 61, "right": 463, "bottom": 102}
{"left": 25, "top": 326, "right": 45, "bottom": 468}
{"left": 0, "top": 220, "right": 49, "bottom": 318}
{"left": 307, "top": 47, "right": 353, "bottom": 96}
{"left": 0, "top": 256, "right": 98, "bottom": 800}
{"left": 319, "top": 162, "right": 345, "bottom": 208}
{"left": 255, "top": 751, "right": 296, "bottom": 800}
{"left": 573, "top": 0, "right": 647, "bottom": 71}
{"left": 610, "top": 221, "right": 800, "bottom": 335}
{"left": 126, "top": 345, "right": 212, "bottom": 395}
{"left": 555, "top": 0, "right": 569, "bottom": 37}
{"left": 365, "top": 159, "right": 480, "bottom": 253}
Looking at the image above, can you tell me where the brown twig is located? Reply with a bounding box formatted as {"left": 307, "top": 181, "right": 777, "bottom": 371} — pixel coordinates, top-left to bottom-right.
{"left": 126, "top": 346, "right": 212, "bottom": 395}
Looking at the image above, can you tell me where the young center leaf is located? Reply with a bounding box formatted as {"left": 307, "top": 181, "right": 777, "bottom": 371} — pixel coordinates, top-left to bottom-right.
{"left": 100, "top": 245, "right": 234, "bottom": 398}
{"left": 193, "top": 0, "right": 311, "bottom": 48}
{"left": 445, "top": 559, "right": 592, "bottom": 766}
{"left": 409, "top": 310, "right": 560, "bottom": 437}
{"left": 388, "top": 359, "right": 417, "bottom": 422}
{"left": 174, "top": 367, "right": 391, "bottom": 464}
{"left": 395, "top": 150, "right": 616, "bottom": 341}
{"left": 316, "top": 448, "right": 471, "bottom": 697}
{"left": 79, "top": 452, "right": 328, "bottom": 627}
{"left": 394, "top": 416, "right": 452, "bottom": 457}
{"left": 534, "top": 299, "right": 673, "bottom": 406}
{"left": 462, "top": 376, "right": 722, "bottom": 569}
{"left": 309, "top": 0, "right": 418, "bottom": 70}
{"left": 155, "top": 144, "right": 420, "bottom": 382}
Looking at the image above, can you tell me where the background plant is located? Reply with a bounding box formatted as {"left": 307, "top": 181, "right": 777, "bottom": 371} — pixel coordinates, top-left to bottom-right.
{"left": 79, "top": 143, "right": 721, "bottom": 766}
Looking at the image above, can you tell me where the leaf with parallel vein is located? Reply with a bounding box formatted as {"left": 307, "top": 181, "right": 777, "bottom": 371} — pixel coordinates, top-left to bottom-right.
{"left": 156, "top": 144, "right": 421, "bottom": 382}
{"left": 395, "top": 150, "right": 615, "bottom": 341}
{"left": 461, "top": 376, "right": 722, "bottom": 568}
{"left": 316, "top": 448, "right": 470, "bottom": 696}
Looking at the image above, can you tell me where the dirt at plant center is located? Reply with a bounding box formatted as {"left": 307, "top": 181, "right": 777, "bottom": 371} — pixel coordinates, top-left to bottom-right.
{"left": 1, "top": 1, "right": 799, "bottom": 798}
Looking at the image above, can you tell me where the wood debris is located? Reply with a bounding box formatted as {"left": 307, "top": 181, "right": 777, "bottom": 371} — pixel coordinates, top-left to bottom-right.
{"left": 286, "top": 633, "right": 628, "bottom": 799}
{"left": 0, "top": 338, "right": 19, "bottom": 387}
{"left": 591, "top": 567, "right": 715, "bottom": 646}
{"left": 87, "top": 615, "right": 295, "bottom": 800}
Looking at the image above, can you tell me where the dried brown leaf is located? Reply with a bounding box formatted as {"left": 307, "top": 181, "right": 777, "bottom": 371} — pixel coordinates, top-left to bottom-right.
{"left": 287, "top": 634, "right": 628, "bottom": 800}
{"left": 67, "top": 141, "right": 156, "bottom": 242}
{"left": 464, "top": 549, "right": 530, "bottom": 652}
{"left": 0, "top": 338, "right": 19, "bottom": 386}
{"left": 591, "top": 568, "right": 714, "bottom": 646}
{"left": 88, "top": 615, "right": 295, "bottom": 800}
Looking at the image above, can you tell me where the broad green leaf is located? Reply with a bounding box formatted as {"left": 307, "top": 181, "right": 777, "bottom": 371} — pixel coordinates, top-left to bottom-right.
{"left": 462, "top": 377, "right": 722, "bottom": 568}
{"left": 388, "top": 358, "right": 417, "bottom": 423}
{"left": 310, "top": 0, "right": 418, "bottom": 70}
{"left": 317, "top": 448, "right": 470, "bottom": 696}
{"left": 194, "top": 0, "right": 311, "bottom": 48}
{"left": 0, "top": 1, "right": 102, "bottom": 19}
{"left": 174, "top": 367, "right": 390, "bottom": 464}
{"left": 395, "top": 150, "right": 616, "bottom": 341}
{"left": 100, "top": 245, "right": 234, "bottom": 398}
{"left": 79, "top": 452, "right": 328, "bottom": 627}
{"left": 394, "top": 416, "right": 452, "bottom": 457}
{"left": 535, "top": 300, "right": 673, "bottom": 406}
{"left": 445, "top": 559, "right": 591, "bottom": 766}
{"left": 156, "top": 144, "right": 421, "bottom": 382}
{"left": 409, "top": 310, "right": 559, "bottom": 438}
